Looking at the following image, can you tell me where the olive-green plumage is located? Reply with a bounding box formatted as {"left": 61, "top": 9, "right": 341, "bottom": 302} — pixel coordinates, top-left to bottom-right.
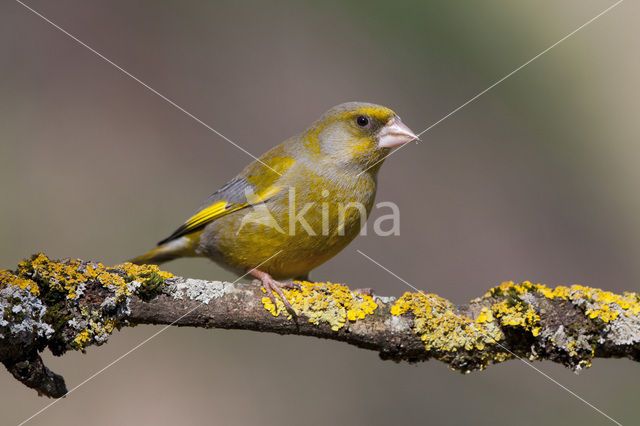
{"left": 130, "top": 102, "right": 416, "bottom": 301}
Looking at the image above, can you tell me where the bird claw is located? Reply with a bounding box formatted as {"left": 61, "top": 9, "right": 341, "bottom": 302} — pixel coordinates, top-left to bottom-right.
{"left": 282, "top": 280, "right": 301, "bottom": 290}
{"left": 263, "top": 279, "right": 296, "bottom": 314}
{"left": 250, "top": 269, "right": 297, "bottom": 315}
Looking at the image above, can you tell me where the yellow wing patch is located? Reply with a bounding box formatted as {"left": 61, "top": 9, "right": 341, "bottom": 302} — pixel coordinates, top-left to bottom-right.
{"left": 158, "top": 185, "right": 283, "bottom": 245}
{"left": 185, "top": 185, "right": 282, "bottom": 231}
{"left": 158, "top": 201, "right": 244, "bottom": 245}
{"left": 184, "top": 201, "right": 232, "bottom": 231}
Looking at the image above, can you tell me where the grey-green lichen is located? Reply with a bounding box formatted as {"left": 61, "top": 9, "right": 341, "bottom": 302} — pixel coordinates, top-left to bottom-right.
{"left": 0, "top": 270, "right": 53, "bottom": 347}
{"left": 168, "top": 278, "right": 236, "bottom": 304}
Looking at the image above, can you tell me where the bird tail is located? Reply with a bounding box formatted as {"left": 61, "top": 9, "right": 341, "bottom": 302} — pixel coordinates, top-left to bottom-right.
{"left": 128, "top": 236, "right": 197, "bottom": 265}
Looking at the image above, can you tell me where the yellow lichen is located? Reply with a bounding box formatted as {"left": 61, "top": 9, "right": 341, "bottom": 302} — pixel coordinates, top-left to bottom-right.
{"left": 261, "top": 281, "right": 378, "bottom": 331}
{"left": 491, "top": 300, "right": 541, "bottom": 337}
{"left": 71, "top": 317, "right": 117, "bottom": 350}
{"left": 391, "top": 292, "right": 504, "bottom": 353}
{"left": 118, "top": 262, "right": 174, "bottom": 281}
{"left": 566, "top": 340, "right": 579, "bottom": 357}
{"left": 0, "top": 270, "right": 39, "bottom": 295}
{"left": 11, "top": 254, "right": 174, "bottom": 302}
{"left": 475, "top": 307, "right": 493, "bottom": 324}
{"left": 73, "top": 329, "right": 91, "bottom": 347}
{"left": 486, "top": 281, "right": 640, "bottom": 323}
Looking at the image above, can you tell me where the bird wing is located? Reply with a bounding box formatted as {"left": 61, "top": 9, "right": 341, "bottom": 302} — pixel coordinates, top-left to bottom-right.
{"left": 157, "top": 146, "right": 296, "bottom": 246}
{"left": 157, "top": 176, "right": 283, "bottom": 245}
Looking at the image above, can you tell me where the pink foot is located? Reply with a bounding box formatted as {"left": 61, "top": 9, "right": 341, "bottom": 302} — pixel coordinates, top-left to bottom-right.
{"left": 249, "top": 269, "right": 299, "bottom": 313}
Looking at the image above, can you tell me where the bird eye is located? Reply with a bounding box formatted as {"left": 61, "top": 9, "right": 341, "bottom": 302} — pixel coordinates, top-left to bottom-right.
{"left": 356, "top": 115, "right": 369, "bottom": 127}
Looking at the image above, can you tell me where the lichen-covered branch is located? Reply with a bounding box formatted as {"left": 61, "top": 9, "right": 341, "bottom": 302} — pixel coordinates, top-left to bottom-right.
{"left": 2, "top": 254, "right": 640, "bottom": 398}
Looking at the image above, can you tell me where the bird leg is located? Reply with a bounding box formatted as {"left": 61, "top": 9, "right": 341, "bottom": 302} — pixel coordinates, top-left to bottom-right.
{"left": 249, "top": 268, "right": 299, "bottom": 313}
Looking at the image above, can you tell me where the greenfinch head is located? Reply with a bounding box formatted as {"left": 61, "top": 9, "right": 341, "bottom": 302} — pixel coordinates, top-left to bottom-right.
{"left": 303, "top": 102, "right": 418, "bottom": 170}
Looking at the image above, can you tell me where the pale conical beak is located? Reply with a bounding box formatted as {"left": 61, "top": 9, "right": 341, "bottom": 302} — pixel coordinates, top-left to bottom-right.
{"left": 377, "top": 117, "right": 419, "bottom": 148}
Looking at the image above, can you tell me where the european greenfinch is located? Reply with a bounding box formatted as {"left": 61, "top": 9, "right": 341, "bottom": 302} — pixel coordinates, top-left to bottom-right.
{"left": 130, "top": 102, "right": 418, "bottom": 309}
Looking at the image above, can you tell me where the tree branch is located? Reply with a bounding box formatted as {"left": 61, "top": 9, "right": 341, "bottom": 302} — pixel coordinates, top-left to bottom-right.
{"left": 1, "top": 254, "right": 639, "bottom": 398}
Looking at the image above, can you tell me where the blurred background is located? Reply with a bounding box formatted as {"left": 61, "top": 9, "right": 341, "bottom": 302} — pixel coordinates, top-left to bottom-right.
{"left": 1, "top": 0, "right": 638, "bottom": 424}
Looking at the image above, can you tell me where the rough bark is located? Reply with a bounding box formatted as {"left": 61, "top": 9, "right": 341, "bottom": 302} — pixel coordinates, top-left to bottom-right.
{"left": 1, "top": 254, "right": 639, "bottom": 398}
